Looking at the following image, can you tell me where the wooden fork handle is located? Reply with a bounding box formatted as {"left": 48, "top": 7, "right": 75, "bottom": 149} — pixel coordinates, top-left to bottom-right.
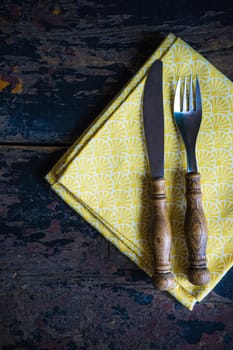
{"left": 184, "top": 172, "right": 210, "bottom": 285}
{"left": 150, "top": 178, "right": 175, "bottom": 290}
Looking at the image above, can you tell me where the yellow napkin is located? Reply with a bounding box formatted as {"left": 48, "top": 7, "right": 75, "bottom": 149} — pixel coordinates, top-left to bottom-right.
{"left": 46, "top": 33, "right": 233, "bottom": 310}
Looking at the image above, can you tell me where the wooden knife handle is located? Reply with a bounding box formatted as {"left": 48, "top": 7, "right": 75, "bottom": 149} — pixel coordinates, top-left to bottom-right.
{"left": 150, "top": 178, "right": 175, "bottom": 290}
{"left": 184, "top": 172, "right": 210, "bottom": 285}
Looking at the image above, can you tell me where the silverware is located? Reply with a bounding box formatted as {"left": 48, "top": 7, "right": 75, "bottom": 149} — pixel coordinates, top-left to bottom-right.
{"left": 174, "top": 76, "right": 210, "bottom": 286}
{"left": 143, "top": 60, "right": 175, "bottom": 290}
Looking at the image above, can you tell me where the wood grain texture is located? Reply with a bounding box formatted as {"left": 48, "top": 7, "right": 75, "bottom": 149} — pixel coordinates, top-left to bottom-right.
{"left": 150, "top": 178, "right": 175, "bottom": 290}
{"left": 0, "top": 0, "right": 233, "bottom": 348}
{"left": 0, "top": 144, "right": 232, "bottom": 348}
{"left": 0, "top": 1, "right": 232, "bottom": 144}
{"left": 1, "top": 275, "right": 233, "bottom": 350}
{"left": 184, "top": 173, "right": 210, "bottom": 286}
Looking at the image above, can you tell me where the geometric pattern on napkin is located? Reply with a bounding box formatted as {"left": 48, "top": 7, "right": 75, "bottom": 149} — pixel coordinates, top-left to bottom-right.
{"left": 46, "top": 34, "right": 233, "bottom": 310}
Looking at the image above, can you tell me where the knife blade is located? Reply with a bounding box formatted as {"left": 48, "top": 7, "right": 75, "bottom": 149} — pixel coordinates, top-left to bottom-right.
{"left": 143, "top": 60, "right": 175, "bottom": 290}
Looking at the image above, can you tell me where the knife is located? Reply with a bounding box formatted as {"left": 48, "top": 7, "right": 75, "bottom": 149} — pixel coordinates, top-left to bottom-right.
{"left": 143, "top": 60, "right": 175, "bottom": 290}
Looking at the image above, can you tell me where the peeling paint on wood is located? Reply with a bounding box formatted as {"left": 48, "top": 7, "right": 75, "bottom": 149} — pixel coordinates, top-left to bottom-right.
{"left": 0, "top": 146, "right": 233, "bottom": 348}
{"left": 0, "top": 1, "right": 232, "bottom": 143}
{"left": 0, "top": 0, "right": 233, "bottom": 348}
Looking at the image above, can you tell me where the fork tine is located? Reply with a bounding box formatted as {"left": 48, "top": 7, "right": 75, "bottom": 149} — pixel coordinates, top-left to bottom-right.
{"left": 183, "top": 78, "right": 187, "bottom": 112}
{"left": 174, "top": 78, "right": 181, "bottom": 112}
{"left": 189, "top": 76, "right": 194, "bottom": 111}
{"left": 195, "top": 76, "right": 202, "bottom": 112}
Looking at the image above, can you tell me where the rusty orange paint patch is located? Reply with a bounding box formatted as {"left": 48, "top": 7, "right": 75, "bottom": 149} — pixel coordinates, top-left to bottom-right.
{"left": 0, "top": 74, "right": 23, "bottom": 94}
{"left": 0, "top": 78, "right": 10, "bottom": 91}
{"left": 11, "top": 80, "right": 23, "bottom": 94}
{"left": 52, "top": 6, "right": 61, "bottom": 15}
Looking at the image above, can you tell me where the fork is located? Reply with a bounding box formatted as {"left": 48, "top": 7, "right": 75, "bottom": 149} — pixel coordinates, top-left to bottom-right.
{"left": 174, "top": 76, "right": 210, "bottom": 286}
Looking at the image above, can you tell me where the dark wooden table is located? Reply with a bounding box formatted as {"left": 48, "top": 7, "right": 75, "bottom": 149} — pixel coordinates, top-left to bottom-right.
{"left": 0, "top": 1, "right": 233, "bottom": 349}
